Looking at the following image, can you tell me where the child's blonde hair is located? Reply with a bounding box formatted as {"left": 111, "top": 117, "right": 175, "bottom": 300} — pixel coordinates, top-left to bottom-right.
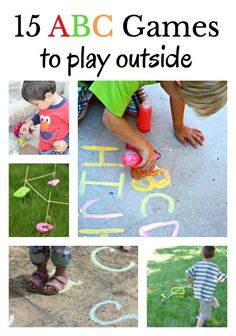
{"left": 177, "top": 81, "right": 227, "bottom": 116}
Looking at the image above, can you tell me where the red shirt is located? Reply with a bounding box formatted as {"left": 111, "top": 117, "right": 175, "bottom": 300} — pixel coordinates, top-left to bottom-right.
{"left": 33, "top": 97, "right": 69, "bottom": 151}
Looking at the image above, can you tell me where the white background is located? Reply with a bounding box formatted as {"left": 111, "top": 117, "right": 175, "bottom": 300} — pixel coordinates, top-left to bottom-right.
{"left": 1, "top": 0, "right": 236, "bottom": 335}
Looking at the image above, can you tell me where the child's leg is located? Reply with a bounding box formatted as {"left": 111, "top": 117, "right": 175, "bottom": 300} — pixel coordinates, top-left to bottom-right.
{"left": 126, "top": 87, "right": 147, "bottom": 116}
{"left": 196, "top": 316, "right": 206, "bottom": 327}
{"left": 78, "top": 83, "right": 93, "bottom": 121}
{"left": 41, "top": 246, "right": 72, "bottom": 295}
{"left": 26, "top": 246, "right": 50, "bottom": 291}
{"left": 197, "top": 300, "right": 212, "bottom": 327}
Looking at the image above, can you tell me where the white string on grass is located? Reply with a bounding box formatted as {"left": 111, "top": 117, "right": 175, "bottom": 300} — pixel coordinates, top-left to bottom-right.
{"left": 21, "top": 164, "right": 69, "bottom": 205}
{"left": 45, "top": 191, "right": 51, "bottom": 222}
{"left": 27, "top": 172, "right": 55, "bottom": 181}
{"left": 25, "top": 181, "right": 48, "bottom": 202}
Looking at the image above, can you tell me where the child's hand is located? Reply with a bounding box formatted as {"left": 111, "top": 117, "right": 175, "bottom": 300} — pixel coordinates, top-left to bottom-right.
{"left": 137, "top": 146, "right": 157, "bottom": 171}
{"left": 53, "top": 140, "right": 68, "bottom": 153}
{"left": 19, "top": 120, "right": 33, "bottom": 135}
{"left": 174, "top": 125, "right": 205, "bottom": 148}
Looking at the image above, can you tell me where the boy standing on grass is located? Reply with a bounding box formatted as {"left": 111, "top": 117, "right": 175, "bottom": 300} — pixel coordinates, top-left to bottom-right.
{"left": 185, "top": 246, "right": 227, "bottom": 327}
{"left": 20, "top": 81, "right": 69, "bottom": 155}
{"left": 78, "top": 81, "right": 226, "bottom": 171}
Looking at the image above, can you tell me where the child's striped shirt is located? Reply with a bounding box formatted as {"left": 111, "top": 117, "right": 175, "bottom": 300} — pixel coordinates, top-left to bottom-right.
{"left": 186, "top": 260, "right": 226, "bottom": 301}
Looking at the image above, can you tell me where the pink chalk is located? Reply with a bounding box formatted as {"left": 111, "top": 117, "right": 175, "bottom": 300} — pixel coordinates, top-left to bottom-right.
{"left": 139, "top": 220, "right": 180, "bottom": 237}
{"left": 81, "top": 199, "right": 124, "bottom": 219}
{"left": 125, "top": 144, "right": 161, "bottom": 159}
{"left": 36, "top": 223, "right": 54, "bottom": 233}
{"left": 48, "top": 179, "right": 60, "bottom": 186}
{"left": 122, "top": 151, "right": 142, "bottom": 168}
{"left": 122, "top": 149, "right": 161, "bottom": 168}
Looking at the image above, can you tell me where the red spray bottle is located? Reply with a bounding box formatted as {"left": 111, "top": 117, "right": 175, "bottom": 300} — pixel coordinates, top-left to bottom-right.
{"left": 137, "top": 101, "right": 152, "bottom": 133}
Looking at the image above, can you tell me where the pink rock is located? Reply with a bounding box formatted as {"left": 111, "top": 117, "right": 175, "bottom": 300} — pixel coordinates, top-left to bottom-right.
{"left": 36, "top": 223, "right": 54, "bottom": 233}
{"left": 48, "top": 178, "right": 60, "bottom": 186}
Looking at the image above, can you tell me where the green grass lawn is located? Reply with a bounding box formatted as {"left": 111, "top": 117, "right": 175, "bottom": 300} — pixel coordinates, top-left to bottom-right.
{"left": 147, "top": 246, "right": 227, "bottom": 327}
{"left": 9, "top": 164, "right": 69, "bottom": 237}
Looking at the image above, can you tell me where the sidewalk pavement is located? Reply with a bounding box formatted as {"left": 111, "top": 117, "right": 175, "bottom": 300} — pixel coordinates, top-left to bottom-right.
{"left": 78, "top": 83, "right": 227, "bottom": 237}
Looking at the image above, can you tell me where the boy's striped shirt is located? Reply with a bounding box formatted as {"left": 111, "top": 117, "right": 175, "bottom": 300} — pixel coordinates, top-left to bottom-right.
{"left": 186, "top": 260, "right": 226, "bottom": 301}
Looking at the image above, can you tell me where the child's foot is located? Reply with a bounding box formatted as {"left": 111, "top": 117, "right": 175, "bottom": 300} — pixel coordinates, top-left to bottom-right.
{"left": 196, "top": 316, "right": 207, "bottom": 327}
{"left": 26, "top": 270, "right": 49, "bottom": 292}
{"left": 40, "top": 274, "right": 68, "bottom": 295}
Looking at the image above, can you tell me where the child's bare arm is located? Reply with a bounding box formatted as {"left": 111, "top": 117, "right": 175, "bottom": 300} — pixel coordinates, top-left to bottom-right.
{"left": 170, "top": 97, "right": 205, "bottom": 148}
{"left": 185, "top": 271, "right": 194, "bottom": 287}
{"left": 103, "top": 108, "right": 157, "bottom": 171}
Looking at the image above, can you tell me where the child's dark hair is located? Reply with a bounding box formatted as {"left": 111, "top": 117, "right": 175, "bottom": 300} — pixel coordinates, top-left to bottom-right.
{"left": 21, "top": 81, "right": 56, "bottom": 102}
{"left": 202, "top": 246, "right": 215, "bottom": 259}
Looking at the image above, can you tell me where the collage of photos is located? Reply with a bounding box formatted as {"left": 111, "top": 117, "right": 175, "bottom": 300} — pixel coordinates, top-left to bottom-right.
{"left": 8, "top": 80, "right": 227, "bottom": 329}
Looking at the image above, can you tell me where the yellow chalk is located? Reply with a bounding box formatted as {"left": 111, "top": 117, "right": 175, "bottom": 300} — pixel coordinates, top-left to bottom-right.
{"left": 82, "top": 145, "right": 124, "bottom": 167}
{"left": 79, "top": 228, "right": 125, "bottom": 235}
{"left": 131, "top": 169, "right": 171, "bottom": 192}
{"left": 82, "top": 146, "right": 120, "bottom": 151}
{"left": 79, "top": 171, "right": 125, "bottom": 197}
{"left": 141, "top": 192, "right": 175, "bottom": 217}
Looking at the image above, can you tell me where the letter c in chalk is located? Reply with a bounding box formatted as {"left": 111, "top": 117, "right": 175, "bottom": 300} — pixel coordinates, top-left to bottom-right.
{"left": 89, "top": 300, "right": 138, "bottom": 325}
{"left": 141, "top": 192, "right": 175, "bottom": 217}
{"left": 91, "top": 247, "right": 135, "bottom": 272}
